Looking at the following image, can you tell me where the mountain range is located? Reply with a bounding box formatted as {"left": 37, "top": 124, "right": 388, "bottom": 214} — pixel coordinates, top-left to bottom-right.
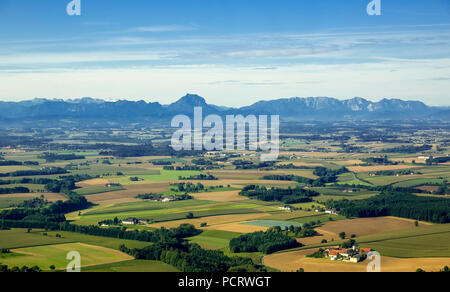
{"left": 0, "top": 94, "right": 448, "bottom": 126}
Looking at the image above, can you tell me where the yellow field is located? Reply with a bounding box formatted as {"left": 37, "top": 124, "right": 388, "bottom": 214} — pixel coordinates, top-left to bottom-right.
{"left": 297, "top": 229, "right": 337, "bottom": 246}
{"left": 149, "top": 213, "right": 269, "bottom": 229}
{"left": 391, "top": 158, "right": 427, "bottom": 164}
{"left": 86, "top": 183, "right": 169, "bottom": 205}
{"left": 348, "top": 165, "right": 419, "bottom": 173}
{"left": 277, "top": 162, "right": 323, "bottom": 167}
{"left": 263, "top": 249, "right": 450, "bottom": 272}
{"left": 77, "top": 178, "right": 110, "bottom": 187}
{"left": 204, "top": 219, "right": 271, "bottom": 233}
{"left": 316, "top": 217, "right": 430, "bottom": 239}
{"left": 333, "top": 160, "right": 365, "bottom": 166}
{"left": 191, "top": 191, "right": 246, "bottom": 202}
{"left": 0, "top": 165, "right": 33, "bottom": 172}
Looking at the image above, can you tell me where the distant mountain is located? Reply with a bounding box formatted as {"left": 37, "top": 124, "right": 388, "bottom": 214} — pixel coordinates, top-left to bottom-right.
{"left": 0, "top": 94, "right": 447, "bottom": 126}
{"left": 240, "top": 97, "right": 435, "bottom": 120}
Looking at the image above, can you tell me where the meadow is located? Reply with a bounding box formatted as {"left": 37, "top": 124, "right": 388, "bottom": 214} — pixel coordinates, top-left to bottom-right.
{"left": 1, "top": 243, "right": 132, "bottom": 270}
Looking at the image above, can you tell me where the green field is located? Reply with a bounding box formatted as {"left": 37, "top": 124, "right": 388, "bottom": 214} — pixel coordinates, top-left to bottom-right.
{"left": 188, "top": 230, "right": 242, "bottom": 250}
{"left": 0, "top": 243, "right": 131, "bottom": 270}
{"left": 0, "top": 197, "right": 29, "bottom": 209}
{"left": 109, "top": 170, "right": 205, "bottom": 184}
{"left": 82, "top": 260, "right": 179, "bottom": 272}
{"left": 364, "top": 232, "right": 450, "bottom": 258}
{"left": 74, "top": 185, "right": 126, "bottom": 196}
{"left": 149, "top": 158, "right": 186, "bottom": 164}
{"left": 243, "top": 220, "right": 304, "bottom": 229}
{"left": 351, "top": 224, "right": 450, "bottom": 258}
{"left": 0, "top": 229, "right": 73, "bottom": 249}
{"left": 0, "top": 229, "right": 151, "bottom": 251}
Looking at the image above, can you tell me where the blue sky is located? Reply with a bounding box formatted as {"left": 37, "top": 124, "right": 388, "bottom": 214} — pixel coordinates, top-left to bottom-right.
{"left": 0, "top": 0, "right": 449, "bottom": 106}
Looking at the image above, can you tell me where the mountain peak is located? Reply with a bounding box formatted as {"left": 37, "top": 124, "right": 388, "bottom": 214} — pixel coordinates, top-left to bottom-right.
{"left": 175, "top": 94, "right": 207, "bottom": 106}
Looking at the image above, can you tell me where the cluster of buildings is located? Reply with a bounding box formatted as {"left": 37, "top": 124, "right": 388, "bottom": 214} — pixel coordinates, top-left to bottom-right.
{"left": 325, "top": 209, "right": 340, "bottom": 215}
{"left": 326, "top": 246, "right": 373, "bottom": 263}
{"left": 121, "top": 218, "right": 150, "bottom": 225}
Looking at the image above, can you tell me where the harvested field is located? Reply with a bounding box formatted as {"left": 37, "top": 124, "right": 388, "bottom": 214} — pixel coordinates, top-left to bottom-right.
{"left": 332, "top": 160, "right": 365, "bottom": 166}
{"left": 263, "top": 248, "right": 450, "bottom": 272}
{"left": 77, "top": 178, "right": 110, "bottom": 187}
{"left": 348, "top": 165, "right": 419, "bottom": 173}
{"left": 208, "top": 170, "right": 282, "bottom": 180}
{"left": 277, "top": 162, "right": 323, "bottom": 167}
{"left": 191, "top": 191, "right": 246, "bottom": 202}
{"left": 204, "top": 222, "right": 270, "bottom": 233}
{"left": 415, "top": 185, "right": 439, "bottom": 192}
{"left": 149, "top": 213, "right": 269, "bottom": 229}
{"left": 283, "top": 152, "right": 345, "bottom": 158}
{"left": 295, "top": 228, "right": 340, "bottom": 246}
{"left": 0, "top": 165, "right": 33, "bottom": 172}
{"left": 316, "top": 217, "right": 430, "bottom": 239}
{"left": 391, "top": 158, "right": 427, "bottom": 164}
{"left": 86, "top": 183, "right": 169, "bottom": 205}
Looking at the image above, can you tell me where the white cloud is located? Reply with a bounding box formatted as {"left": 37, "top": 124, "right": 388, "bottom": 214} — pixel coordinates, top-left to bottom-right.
{"left": 131, "top": 25, "right": 197, "bottom": 32}
{"left": 0, "top": 59, "right": 449, "bottom": 106}
{"left": 0, "top": 25, "right": 449, "bottom": 106}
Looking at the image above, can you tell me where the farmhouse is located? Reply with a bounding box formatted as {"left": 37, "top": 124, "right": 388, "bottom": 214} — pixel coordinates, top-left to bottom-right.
{"left": 122, "top": 218, "right": 139, "bottom": 225}
{"left": 326, "top": 247, "right": 372, "bottom": 263}
{"left": 278, "top": 206, "right": 293, "bottom": 212}
{"left": 325, "top": 209, "right": 339, "bottom": 215}
{"left": 161, "top": 196, "right": 175, "bottom": 203}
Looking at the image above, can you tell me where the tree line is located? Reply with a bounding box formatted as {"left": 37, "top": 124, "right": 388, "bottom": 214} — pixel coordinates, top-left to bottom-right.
{"left": 38, "top": 152, "right": 85, "bottom": 162}
{"left": 0, "top": 167, "right": 68, "bottom": 178}
{"left": 0, "top": 160, "right": 39, "bottom": 166}
{"left": 179, "top": 174, "right": 218, "bottom": 181}
{"left": 327, "top": 192, "right": 450, "bottom": 223}
{"left": 229, "top": 229, "right": 301, "bottom": 254}
{"left": 120, "top": 240, "right": 265, "bottom": 272}
{"left": 264, "top": 166, "right": 349, "bottom": 187}
{"left": 240, "top": 185, "right": 319, "bottom": 204}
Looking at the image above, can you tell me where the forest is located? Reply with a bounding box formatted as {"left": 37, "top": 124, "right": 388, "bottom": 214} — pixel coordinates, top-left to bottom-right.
{"left": 240, "top": 185, "right": 319, "bottom": 204}
{"left": 229, "top": 230, "right": 301, "bottom": 254}
{"left": 327, "top": 192, "right": 450, "bottom": 223}
{"left": 120, "top": 241, "right": 265, "bottom": 272}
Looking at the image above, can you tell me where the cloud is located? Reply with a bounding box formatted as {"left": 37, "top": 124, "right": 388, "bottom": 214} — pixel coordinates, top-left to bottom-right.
{"left": 0, "top": 24, "right": 449, "bottom": 106}
{"left": 131, "top": 25, "right": 197, "bottom": 32}
{"left": 0, "top": 58, "right": 449, "bottom": 106}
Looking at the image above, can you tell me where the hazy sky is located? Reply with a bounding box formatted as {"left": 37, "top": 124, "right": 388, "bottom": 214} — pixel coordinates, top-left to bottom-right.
{"left": 0, "top": 0, "right": 449, "bottom": 106}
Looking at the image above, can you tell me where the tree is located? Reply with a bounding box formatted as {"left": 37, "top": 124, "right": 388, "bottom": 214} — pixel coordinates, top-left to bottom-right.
{"left": 436, "top": 184, "right": 447, "bottom": 195}
{"left": 339, "top": 232, "right": 346, "bottom": 240}
{"left": 341, "top": 239, "right": 356, "bottom": 249}
{"left": 186, "top": 213, "right": 194, "bottom": 219}
{"left": 49, "top": 265, "right": 55, "bottom": 270}
{"left": 415, "top": 221, "right": 419, "bottom": 227}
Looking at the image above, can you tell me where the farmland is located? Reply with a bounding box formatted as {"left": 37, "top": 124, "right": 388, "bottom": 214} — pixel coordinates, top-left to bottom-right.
{"left": 0, "top": 120, "right": 449, "bottom": 272}
{"left": 1, "top": 243, "right": 133, "bottom": 270}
